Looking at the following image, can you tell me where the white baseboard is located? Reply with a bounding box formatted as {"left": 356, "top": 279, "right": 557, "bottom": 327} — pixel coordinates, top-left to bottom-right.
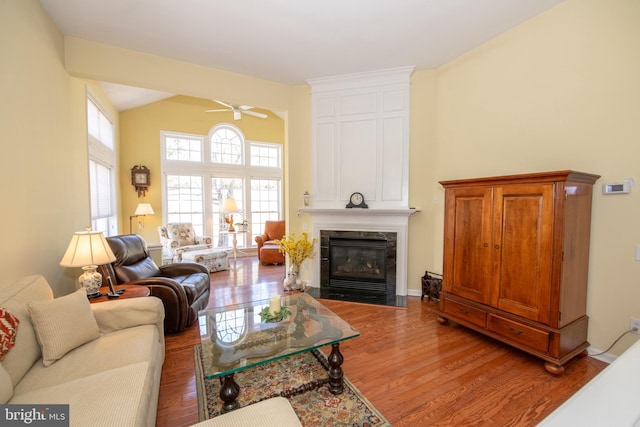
{"left": 407, "top": 289, "right": 422, "bottom": 298}
{"left": 586, "top": 347, "right": 618, "bottom": 364}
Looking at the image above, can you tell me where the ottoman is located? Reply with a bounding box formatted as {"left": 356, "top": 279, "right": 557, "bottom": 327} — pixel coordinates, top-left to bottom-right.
{"left": 181, "top": 248, "right": 230, "bottom": 272}
{"left": 259, "top": 244, "right": 285, "bottom": 265}
{"left": 190, "top": 397, "right": 301, "bottom": 427}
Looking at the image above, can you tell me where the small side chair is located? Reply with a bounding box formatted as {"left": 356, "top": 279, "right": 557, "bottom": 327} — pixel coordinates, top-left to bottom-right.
{"left": 255, "top": 220, "right": 286, "bottom": 265}
{"left": 158, "top": 222, "right": 212, "bottom": 263}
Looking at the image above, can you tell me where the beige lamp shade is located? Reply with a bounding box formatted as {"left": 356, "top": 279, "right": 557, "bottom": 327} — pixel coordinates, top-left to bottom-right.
{"left": 60, "top": 229, "right": 116, "bottom": 268}
{"left": 134, "top": 203, "right": 155, "bottom": 216}
{"left": 129, "top": 203, "right": 154, "bottom": 235}
{"left": 221, "top": 197, "right": 239, "bottom": 212}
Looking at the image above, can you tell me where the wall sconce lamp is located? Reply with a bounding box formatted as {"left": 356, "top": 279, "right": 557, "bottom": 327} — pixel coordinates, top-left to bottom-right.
{"left": 221, "top": 197, "right": 240, "bottom": 232}
{"left": 129, "top": 203, "right": 155, "bottom": 234}
{"left": 60, "top": 228, "right": 116, "bottom": 298}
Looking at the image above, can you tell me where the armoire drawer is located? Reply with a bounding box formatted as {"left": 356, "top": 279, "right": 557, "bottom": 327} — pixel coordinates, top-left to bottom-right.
{"left": 488, "top": 314, "right": 549, "bottom": 353}
{"left": 444, "top": 299, "right": 487, "bottom": 328}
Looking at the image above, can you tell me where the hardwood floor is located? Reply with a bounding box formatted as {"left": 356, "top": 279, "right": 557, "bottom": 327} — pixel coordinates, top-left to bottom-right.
{"left": 156, "top": 257, "right": 607, "bottom": 427}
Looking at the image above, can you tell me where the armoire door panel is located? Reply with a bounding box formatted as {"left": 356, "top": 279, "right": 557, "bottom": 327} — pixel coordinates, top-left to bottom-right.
{"left": 493, "top": 184, "right": 554, "bottom": 322}
{"left": 444, "top": 187, "right": 493, "bottom": 304}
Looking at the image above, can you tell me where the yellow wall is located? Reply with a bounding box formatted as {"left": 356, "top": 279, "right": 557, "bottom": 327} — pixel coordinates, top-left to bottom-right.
{"left": 0, "top": 0, "right": 117, "bottom": 295}
{"left": 64, "top": 38, "right": 293, "bottom": 114}
{"left": 282, "top": 87, "right": 312, "bottom": 243}
{"left": 428, "top": 0, "right": 640, "bottom": 353}
{"left": 407, "top": 70, "right": 439, "bottom": 290}
{"left": 119, "top": 95, "right": 284, "bottom": 243}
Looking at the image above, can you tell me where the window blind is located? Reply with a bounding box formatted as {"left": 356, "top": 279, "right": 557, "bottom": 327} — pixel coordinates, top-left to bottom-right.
{"left": 89, "top": 160, "right": 112, "bottom": 220}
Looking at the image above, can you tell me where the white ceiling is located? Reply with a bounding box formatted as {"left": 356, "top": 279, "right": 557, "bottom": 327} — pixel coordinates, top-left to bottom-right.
{"left": 98, "top": 82, "right": 175, "bottom": 112}
{"left": 40, "top": 0, "right": 564, "bottom": 110}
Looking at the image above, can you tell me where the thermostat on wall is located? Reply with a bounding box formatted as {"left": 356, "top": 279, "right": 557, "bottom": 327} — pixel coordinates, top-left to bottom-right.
{"left": 602, "top": 181, "right": 631, "bottom": 195}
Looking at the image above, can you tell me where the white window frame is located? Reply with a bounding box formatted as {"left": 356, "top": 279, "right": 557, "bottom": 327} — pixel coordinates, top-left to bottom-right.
{"left": 160, "top": 124, "right": 282, "bottom": 249}
{"left": 87, "top": 92, "right": 117, "bottom": 236}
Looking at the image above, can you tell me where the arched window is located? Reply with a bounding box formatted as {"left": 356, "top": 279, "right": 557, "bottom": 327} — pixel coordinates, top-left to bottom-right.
{"left": 161, "top": 123, "right": 282, "bottom": 261}
{"left": 214, "top": 309, "right": 247, "bottom": 344}
{"left": 210, "top": 125, "right": 243, "bottom": 165}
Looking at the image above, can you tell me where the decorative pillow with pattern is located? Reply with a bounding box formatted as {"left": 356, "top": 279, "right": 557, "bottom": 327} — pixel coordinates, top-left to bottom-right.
{"left": 166, "top": 223, "right": 196, "bottom": 246}
{"left": 0, "top": 307, "right": 19, "bottom": 361}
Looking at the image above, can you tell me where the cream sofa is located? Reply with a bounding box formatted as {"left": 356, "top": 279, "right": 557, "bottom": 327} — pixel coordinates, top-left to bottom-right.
{"left": 0, "top": 275, "right": 165, "bottom": 427}
{"left": 538, "top": 338, "right": 640, "bottom": 426}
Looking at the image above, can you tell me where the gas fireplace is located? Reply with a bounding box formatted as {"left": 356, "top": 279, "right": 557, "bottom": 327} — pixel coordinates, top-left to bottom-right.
{"left": 303, "top": 207, "right": 416, "bottom": 308}
{"left": 316, "top": 230, "right": 398, "bottom": 306}
{"left": 329, "top": 238, "right": 388, "bottom": 292}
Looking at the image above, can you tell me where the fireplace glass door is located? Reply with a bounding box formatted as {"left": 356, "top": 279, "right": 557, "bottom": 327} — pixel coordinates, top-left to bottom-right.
{"left": 329, "top": 238, "right": 387, "bottom": 292}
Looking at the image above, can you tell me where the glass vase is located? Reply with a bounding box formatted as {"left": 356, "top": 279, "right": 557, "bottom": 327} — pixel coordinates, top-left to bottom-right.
{"left": 284, "top": 263, "right": 304, "bottom": 292}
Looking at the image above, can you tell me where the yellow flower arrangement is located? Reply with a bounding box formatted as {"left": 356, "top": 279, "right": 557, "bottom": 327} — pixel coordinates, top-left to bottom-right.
{"left": 274, "top": 232, "right": 317, "bottom": 266}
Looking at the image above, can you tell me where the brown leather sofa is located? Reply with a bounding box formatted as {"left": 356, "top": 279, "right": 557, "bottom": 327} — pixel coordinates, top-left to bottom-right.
{"left": 100, "top": 234, "right": 210, "bottom": 333}
{"left": 255, "top": 220, "right": 285, "bottom": 265}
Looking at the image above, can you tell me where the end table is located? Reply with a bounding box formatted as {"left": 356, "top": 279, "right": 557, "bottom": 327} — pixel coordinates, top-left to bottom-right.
{"left": 89, "top": 284, "right": 150, "bottom": 304}
{"left": 220, "top": 230, "right": 248, "bottom": 262}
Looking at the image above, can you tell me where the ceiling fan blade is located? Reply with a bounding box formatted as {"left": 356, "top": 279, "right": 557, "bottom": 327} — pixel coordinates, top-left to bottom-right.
{"left": 213, "top": 100, "right": 234, "bottom": 109}
{"left": 242, "top": 110, "right": 268, "bottom": 119}
{"left": 205, "top": 109, "right": 230, "bottom": 113}
{"left": 208, "top": 100, "right": 267, "bottom": 119}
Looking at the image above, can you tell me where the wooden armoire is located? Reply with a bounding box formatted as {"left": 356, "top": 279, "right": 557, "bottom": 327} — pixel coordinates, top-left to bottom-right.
{"left": 436, "top": 170, "right": 600, "bottom": 374}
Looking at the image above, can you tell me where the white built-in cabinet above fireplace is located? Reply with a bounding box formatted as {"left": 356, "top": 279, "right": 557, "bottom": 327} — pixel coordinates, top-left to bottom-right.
{"left": 305, "top": 68, "right": 417, "bottom": 296}
{"left": 307, "top": 66, "right": 414, "bottom": 209}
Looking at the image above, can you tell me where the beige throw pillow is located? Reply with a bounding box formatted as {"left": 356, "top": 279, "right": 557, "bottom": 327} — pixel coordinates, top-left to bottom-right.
{"left": 28, "top": 288, "right": 100, "bottom": 366}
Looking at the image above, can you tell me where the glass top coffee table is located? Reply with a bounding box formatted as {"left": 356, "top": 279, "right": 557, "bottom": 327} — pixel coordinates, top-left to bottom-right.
{"left": 198, "top": 292, "right": 360, "bottom": 412}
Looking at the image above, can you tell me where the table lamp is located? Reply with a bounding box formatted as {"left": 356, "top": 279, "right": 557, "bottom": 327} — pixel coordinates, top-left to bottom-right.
{"left": 60, "top": 229, "right": 116, "bottom": 298}
{"left": 221, "top": 197, "right": 239, "bottom": 232}
{"left": 129, "top": 202, "right": 154, "bottom": 234}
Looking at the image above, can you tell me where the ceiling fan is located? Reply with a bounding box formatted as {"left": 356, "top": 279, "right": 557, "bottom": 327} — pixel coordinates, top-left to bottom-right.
{"left": 205, "top": 100, "right": 268, "bottom": 120}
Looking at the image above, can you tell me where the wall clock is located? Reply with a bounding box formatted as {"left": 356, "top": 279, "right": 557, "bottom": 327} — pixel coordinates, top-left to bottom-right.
{"left": 346, "top": 192, "right": 368, "bottom": 209}
{"left": 131, "top": 165, "right": 150, "bottom": 197}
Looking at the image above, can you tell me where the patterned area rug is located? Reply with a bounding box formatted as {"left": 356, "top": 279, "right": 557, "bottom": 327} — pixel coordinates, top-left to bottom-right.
{"left": 194, "top": 344, "right": 390, "bottom": 426}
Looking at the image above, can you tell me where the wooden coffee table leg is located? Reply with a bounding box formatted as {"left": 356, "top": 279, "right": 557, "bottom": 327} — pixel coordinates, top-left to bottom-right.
{"left": 219, "top": 374, "right": 240, "bottom": 412}
{"left": 327, "top": 343, "right": 344, "bottom": 394}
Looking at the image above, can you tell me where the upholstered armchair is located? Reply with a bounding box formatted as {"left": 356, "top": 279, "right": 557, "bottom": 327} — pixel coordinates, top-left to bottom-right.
{"left": 255, "top": 220, "right": 286, "bottom": 265}
{"left": 101, "top": 234, "right": 211, "bottom": 333}
{"left": 158, "top": 223, "right": 212, "bottom": 263}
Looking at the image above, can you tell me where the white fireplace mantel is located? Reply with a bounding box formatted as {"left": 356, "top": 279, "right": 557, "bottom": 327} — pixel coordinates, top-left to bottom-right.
{"left": 302, "top": 208, "right": 419, "bottom": 297}
{"left": 297, "top": 207, "right": 417, "bottom": 217}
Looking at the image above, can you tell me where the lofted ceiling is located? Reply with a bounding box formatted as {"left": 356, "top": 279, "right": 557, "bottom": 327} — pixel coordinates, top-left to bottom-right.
{"left": 98, "top": 82, "right": 175, "bottom": 112}
{"left": 40, "top": 0, "right": 564, "bottom": 110}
